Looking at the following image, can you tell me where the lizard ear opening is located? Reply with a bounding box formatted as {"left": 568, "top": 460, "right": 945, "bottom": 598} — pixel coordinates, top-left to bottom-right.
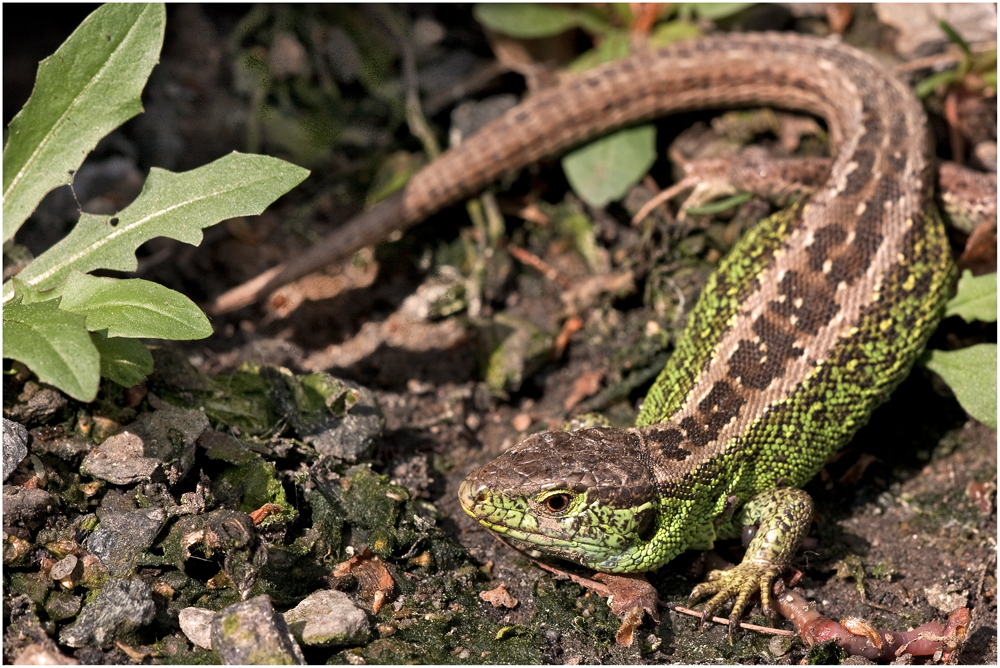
{"left": 637, "top": 508, "right": 657, "bottom": 543}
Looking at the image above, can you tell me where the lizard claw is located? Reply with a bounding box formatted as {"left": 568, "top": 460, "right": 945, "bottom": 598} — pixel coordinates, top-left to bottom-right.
{"left": 688, "top": 562, "right": 783, "bottom": 638}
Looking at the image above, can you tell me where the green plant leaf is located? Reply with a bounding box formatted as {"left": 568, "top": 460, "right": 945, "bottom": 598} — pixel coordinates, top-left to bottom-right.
{"left": 915, "top": 70, "right": 962, "bottom": 98}
{"left": 3, "top": 4, "right": 166, "bottom": 242}
{"left": 3, "top": 152, "right": 310, "bottom": 302}
{"left": 473, "top": 3, "right": 579, "bottom": 38}
{"left": 562, "top": 125, "right": 657, "bottom": 208}
{"left": 938, "top": 19, "right": 972, "bottom": 58}
{"left": 91, "top": 331, "right": 154, "bottom": 388}
{"left": 56, "top": 271, "right": 213, "bottom": 340}
{"left": 924, "top": 344, "right": 997, "bottom": 429}
{"left": 686, "top": 192, "right": 753, "bottom": 216}
{"left": 649, "top": 21, "right": 702, "bottom": 47}
{"left": 3, "top": 297, "right": 100, "bottom": 401}
{"left": 945, "top": 270, "right": 997, "bottom": 322}
{"left": 568, "top": 30, "right": 632, "bottom": 71}
{"left": 679, "top": 3, "right": 753, "bottom": 20}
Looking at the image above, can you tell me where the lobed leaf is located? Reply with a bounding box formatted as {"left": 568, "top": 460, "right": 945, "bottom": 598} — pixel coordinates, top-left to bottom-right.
{"left": 3, "top": 152, "right": 310, "bottom": 303}
{"left": 944, "top": 270, "right": 996, "bottom": 323}
{"left": 562, "top": 125, "right": 657, "bottom": 208}
{"left": 3, "top": 4, "right": 165, "bottom": 242}
{"left": 3, "top": 298, "right": 100, "bottom": 401}
{"left": 924, "top": 344, "right": 998, "bottom": 429}
{"left": 57, "top": 271, "right": 213, "bottom": 340}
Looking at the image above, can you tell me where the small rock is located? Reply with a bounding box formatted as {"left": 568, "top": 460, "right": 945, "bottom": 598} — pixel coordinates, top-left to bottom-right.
{"left": 60, "top": 578, "right": 156, "bottom": 648}
{"left": 84, "top": 508, "right": 166, "bottom": 576}
{"left": 80, "top": 406, "right": 208, "bottom": 485}
{"left": 13, "top": 643, "right": 78, "bottom": 665}
{"left": 44, "top": 590, "right": 82, "bottom": 622}
{"left": 3, "top": 485, "right": 57, "bottom": 530}
{"left": 268, "top": 371, "right": 384, "bottom": 462}
{"left": 49, "top": 554, "right": 78, "bottom": 582}
{"left": 6, "top": 382, "right": 67, "bottom": 426}
{"left": 769, "top": 634, "right": 792, "bottom": 657}
{"left": 179, "top": 607, "right": 217, "bottom": 650}
{"left": 3, "top": 419, "right": 29, "bottom": 481}
{"left": 283, "top": 589, "right": 371, "bottom": 647}
{"left": 924, "top": 582, "right": 969, "bottom": 614}
{"left": 30, "top": 433, "right": 93, "bottom": 461}
{"left": 210, "top": 595, "right": 305, "bottom": 664}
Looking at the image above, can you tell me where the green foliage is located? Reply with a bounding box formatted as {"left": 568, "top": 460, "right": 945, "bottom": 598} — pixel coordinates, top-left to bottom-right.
{"left": 562, "top": 125, "right": 657, "bottom": 208}
{"left": 676, "top": 3, "right": 753, "bottom": 21}
{"left": 924, "top": 345, "right": 997, "bottom": 429}
{"left": 2, "top": 4, "right": 310, "bottom": 401}
{"left": 3, "top": 4, "right": 165, "bottom": 242}
{"left": 915, "top": 21, "right": 996, "bottom": 97}
{"left": 3, "top": 297, "right": 99, "bottom": 401}
{"left": 945, "top": 271, "right": 997, "bottom": 322}
{"left": 923, "top": 271, "right": 998, "bottom": 428}
{"left": 473, "top": 3, "right": 580, "bottom": 39}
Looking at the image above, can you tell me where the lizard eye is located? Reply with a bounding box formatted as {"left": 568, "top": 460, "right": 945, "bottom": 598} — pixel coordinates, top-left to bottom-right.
{"left": 543, "top": 493, "right": 572, "bottom": 513}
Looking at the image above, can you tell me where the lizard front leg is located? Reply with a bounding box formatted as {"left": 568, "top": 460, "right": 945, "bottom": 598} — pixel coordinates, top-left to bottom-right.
{"left": 688, "top": 487, "right": 813, "bottom": 639}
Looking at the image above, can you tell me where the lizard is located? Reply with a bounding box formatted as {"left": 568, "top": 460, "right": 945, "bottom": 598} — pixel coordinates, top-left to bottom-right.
{"left": 208, "top": 29, "right": 982, "bottom": 630}
{"left": 450, "top": 31, "right": 960, "bottom": 634}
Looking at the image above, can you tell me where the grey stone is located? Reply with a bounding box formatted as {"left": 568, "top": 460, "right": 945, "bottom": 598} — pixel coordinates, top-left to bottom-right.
{"left": 264, "top": 369, "right": 384, "bottom": 462}
{"left": 210, "top": 595, "right": 305, "bottom": 664}
{"left": 2, "top": 485, "right": 57, "bottom": 530}
{"left": 80, "top": 406, "right": 208, "bottom": 485}
{"left": 60, "top": 578, "right": 156, "bottom": 648}
{"left": 179, "top": 607, "right": 217, "bottom": 650}
{"left": 283, "top": 589, "right": 370, "bottom": 647}
{"left": 5, "top": 382, "right": 67, "bottom": 425}
{"left": 299, "top": 382, "right": 383, "bottom": 462}
{"left": 3, "top": 418, "right": 28, "bottom": 481}
{"left": 85, "top": 508, "right": 167, "bottom": 576}
{"left": 45, "top": 590, "right": 83, "bottom": 622}
{"left": 30, "top": 433, "right": 93, "bottom": 461}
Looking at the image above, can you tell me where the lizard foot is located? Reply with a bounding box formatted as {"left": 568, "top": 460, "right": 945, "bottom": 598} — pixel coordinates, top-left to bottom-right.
{"left": 688, "top": 562, "right": 782, "bottom": 641}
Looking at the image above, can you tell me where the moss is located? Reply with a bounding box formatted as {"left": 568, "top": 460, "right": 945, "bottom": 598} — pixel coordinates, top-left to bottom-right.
{"left": 6, "top": 572, "right": 51, "bottom": 605}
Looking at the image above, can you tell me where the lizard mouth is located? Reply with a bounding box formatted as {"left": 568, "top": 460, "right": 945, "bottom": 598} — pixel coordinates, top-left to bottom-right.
{"left": 457, "top": 477, "right": 482, "bottom": 519}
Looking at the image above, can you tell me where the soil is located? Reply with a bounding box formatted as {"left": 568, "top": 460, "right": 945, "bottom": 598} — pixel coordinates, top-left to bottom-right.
{"left": 3, "top": 4, "right": 996, "bottom": 665}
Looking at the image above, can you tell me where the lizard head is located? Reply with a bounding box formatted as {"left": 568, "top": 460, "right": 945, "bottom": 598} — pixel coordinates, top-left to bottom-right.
{"left": 458, "top": 427, "right": 663, "bottom": 572}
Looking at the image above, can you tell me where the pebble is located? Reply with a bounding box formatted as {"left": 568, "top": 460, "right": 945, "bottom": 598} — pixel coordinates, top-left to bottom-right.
{"left": 60, "top": 578, "right": 155, "bottom": 648}
{"left": 283, "top": 589, "right": 371, "bottom": 647}
{"left": 294, "top": 379, "right": 384, "bottom": 462}
{"left": 80, "top": 407, "right": 208, "bottom": 485}
{"left": 210, "top": 595, "right": 305, "bottom": 664}
{"left": 3, "top": 486, "right": 57, "bottom": 530}
{"left": 13, "top": 643, "right": 78, "bottom": 665}
{"left": 179, "top": 607, "right": 217, "bottom": 650}
{"left": 2, "top": 419, "right": 28, "bottom": 481}
{"left": 84, "top": 508, "right": 166, "bottom": 576}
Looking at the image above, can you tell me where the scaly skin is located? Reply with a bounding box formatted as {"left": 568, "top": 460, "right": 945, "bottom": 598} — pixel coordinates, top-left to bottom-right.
{"left": 458, "top": 32, "right": 956, "bottom": 633}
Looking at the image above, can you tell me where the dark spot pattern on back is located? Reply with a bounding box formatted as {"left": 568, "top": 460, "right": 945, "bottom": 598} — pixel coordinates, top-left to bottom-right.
{"left": 769, "top": 271, "right": 840, "bottom": 335}
{"left": 644, "top": 428, "right": 692, "bottom": 461}
{"left": 727, "top": 316, "right": 804, "bottom": 390}
{"left": 679, "top": 381, "right": 746, "bottom": 447}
